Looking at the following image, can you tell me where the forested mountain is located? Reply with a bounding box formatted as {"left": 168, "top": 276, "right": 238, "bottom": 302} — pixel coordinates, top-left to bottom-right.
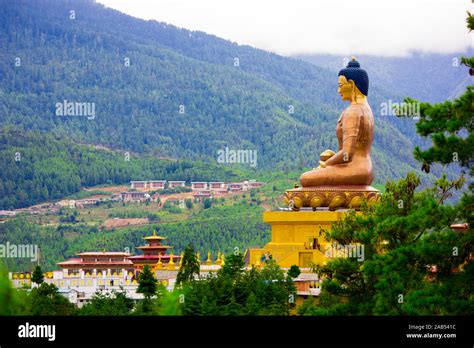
{"left": 0, "top": 128, "right": 239, "bottom": 209}
{"left": 0, "top": 0, "right": 458, "bottom": 185}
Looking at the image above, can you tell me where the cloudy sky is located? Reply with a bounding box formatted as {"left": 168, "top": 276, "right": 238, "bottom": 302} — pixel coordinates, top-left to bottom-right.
{"left": 97, "top": 0, "right": 473, "bottom": 57}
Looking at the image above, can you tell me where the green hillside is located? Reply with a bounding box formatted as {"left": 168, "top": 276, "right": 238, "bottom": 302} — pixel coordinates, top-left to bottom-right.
{"left": 0, "top": 128, "right": 240, "bottom": 209}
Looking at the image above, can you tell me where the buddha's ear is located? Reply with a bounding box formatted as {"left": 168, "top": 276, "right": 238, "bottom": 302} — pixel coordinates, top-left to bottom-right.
{"left": 348, "top": 79, "right": 356, "bottom": 90}
{"left": 348, "top": 80, "right": 357, "bottom": 101}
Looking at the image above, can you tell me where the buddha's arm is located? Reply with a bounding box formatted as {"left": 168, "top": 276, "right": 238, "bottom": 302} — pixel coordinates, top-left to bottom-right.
{"left": 325, "top": 111, "right": 361, "bottom": 166}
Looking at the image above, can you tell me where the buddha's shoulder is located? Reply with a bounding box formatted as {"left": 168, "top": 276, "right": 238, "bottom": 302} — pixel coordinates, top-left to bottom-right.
{"left": 342, "top": 105, "right": 362, "bottom": 120}
{"left": 344, "top": 103, "right": 372, "bottom": 116}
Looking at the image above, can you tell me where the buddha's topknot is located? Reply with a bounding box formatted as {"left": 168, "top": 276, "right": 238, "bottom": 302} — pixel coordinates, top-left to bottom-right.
{"left": 338, "top": 57, "right": 369, "bottom": 96}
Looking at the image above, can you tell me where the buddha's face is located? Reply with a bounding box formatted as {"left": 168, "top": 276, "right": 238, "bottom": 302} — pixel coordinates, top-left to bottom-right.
{"left": 338, "top": 75, "right": 353, "bottom": 101}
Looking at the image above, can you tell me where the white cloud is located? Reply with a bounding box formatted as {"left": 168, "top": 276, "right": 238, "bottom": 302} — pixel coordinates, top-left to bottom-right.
{"left": 97, "top": 0, "right": 473, "bottom": 56}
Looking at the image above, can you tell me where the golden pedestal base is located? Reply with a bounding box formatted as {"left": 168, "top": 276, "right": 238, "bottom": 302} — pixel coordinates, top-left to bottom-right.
{"left": 283, "top": 185, "right": 380, "bottom": 211}
{"left": 246, "top": 211, "right": 349, "bottom": 268}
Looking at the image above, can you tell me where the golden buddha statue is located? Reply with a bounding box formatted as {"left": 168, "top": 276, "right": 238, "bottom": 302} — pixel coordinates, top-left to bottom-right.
{"left": 284, "top": 57, "right": 379, "bottom": 211}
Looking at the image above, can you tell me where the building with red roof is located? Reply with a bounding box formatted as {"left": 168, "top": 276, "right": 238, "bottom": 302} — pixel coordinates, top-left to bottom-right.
{"left": 127, "top": 231, "right": 180, "bottom": 269}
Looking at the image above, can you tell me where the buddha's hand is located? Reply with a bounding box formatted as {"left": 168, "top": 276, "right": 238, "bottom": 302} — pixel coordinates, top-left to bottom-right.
{"left": 313, "top": 160, "right": 327, "bottom": 170}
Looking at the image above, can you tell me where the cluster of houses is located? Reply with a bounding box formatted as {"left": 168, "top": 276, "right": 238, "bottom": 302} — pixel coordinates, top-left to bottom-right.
{"left": 121, "top": 180, "right": 264, "bottom": 203}
{"left": 56, "top": 197, "right": 113, "bottom": 208}
{"left": 0, "top": 197, "right": 115, "bottom": 218}
{"left": 0, "top": 179, "right": 265, "bottom": 218}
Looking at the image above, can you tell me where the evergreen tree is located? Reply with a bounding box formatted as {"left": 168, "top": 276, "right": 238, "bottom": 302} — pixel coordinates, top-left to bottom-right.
{"left": 137, "top": 265, "right": 158, "bottom": 314}
{"left": 29, "top": 283, "right": 76, "bottom": 315}
{"left": 137, "top": 265, "right": 157, "bottom": 299}
{"left": 400, "top": 13, "right": 473, "bottom": 176}
{"left": 185, "top": 199, "right": 193, "bottom": 210}
{"left": 31, "top": 265, "right": 44, "bottom": 285}
{"left": 287, "top": 265, "right": 301, "bottom": 279}
{"left": 219, "top": 253, "right": 245, "bottom": 279}
{"left": 245, "top": 292, "right": 260, "bottom": 315}
{"left": 203, "top": 198, "right": 212, "bottom": 209}
{"left": 176, "top": 245, "right": 200, "bottom": 286}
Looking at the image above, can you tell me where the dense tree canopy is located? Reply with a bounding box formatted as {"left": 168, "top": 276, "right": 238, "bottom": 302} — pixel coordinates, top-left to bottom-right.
{"left": 178, "top": 254, "right": 296, "bottom": 316}
{"left": 79, "top": 289, "right": 134, "bottom": 316}
{"left": 299, "top": 173, "right": 473, "bottom": 315}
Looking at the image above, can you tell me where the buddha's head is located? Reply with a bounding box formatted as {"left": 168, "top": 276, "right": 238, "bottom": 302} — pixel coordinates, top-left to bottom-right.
{"left": 338, "top": 57, "right": 369, "bottom": 102}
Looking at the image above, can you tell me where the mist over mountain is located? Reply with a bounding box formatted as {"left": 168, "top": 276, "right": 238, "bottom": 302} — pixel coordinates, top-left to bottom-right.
{"left": 296, "top": 53, "right": 472, "bottom": 103}
{"left": 0, "top": 0, "right": 464, "bottom": 187}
